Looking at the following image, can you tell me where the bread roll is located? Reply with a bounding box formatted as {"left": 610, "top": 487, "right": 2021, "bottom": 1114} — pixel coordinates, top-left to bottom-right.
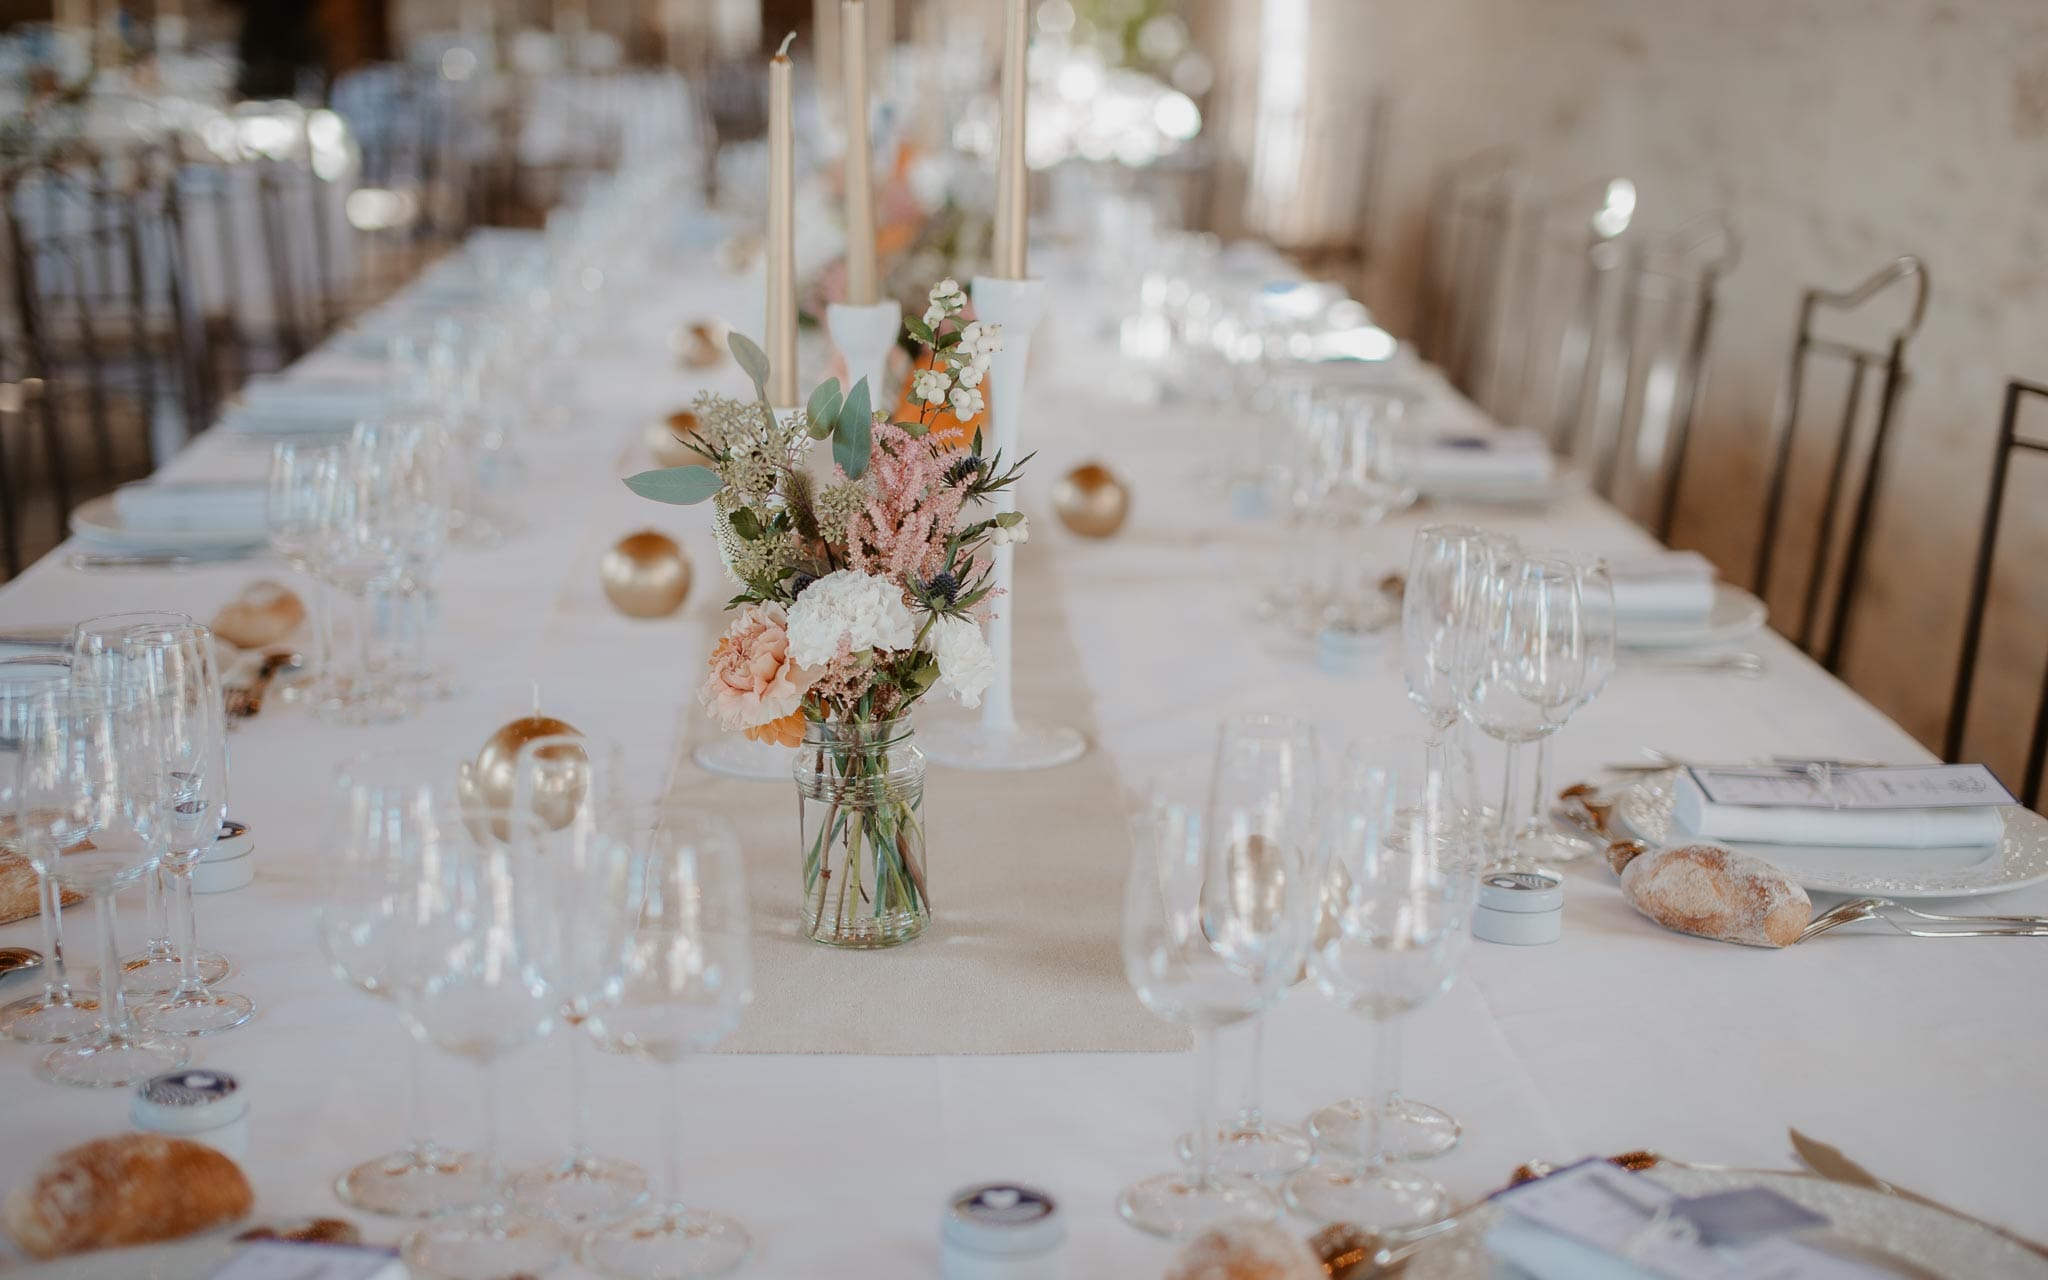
{"left": 0, "top": 852, "right": 80, "bottom": 926}
{"left": 210, "top": 581, "right": 305, "bottom": 650}
{"left": 4, "top": 1135, "right": 253, "bottom": 1258}
{"left": 1165, "top": 1221, "right": 1324, "bottom": 1280}
{"left": 1619, "top": 842, "right": 1811, "bottom": 948}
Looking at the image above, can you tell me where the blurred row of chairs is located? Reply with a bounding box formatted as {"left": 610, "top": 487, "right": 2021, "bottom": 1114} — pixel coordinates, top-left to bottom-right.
{"left": 1418, "top": 146, "right": 2044, "bottom": 804}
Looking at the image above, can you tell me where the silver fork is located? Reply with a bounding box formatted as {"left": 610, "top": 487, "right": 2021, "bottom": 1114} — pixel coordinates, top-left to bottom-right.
{"left": 1800, "top": 897, "right": 2048, "bottom": 941}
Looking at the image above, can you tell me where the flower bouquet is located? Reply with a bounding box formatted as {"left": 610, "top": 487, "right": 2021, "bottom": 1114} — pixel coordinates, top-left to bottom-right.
{"left": 625, "top": 281, "right": 1028, "bottom": 948}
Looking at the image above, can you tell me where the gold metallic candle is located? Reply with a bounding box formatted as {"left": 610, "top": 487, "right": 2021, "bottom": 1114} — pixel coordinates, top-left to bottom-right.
{"left": 991, "top": 0, "right": 1030, "bottom": 280}
{"left": 841, "top": 0, "right": 879, "bottom": 305}
{"left": 767, "top": 32, "right": 800, "bottom": 406}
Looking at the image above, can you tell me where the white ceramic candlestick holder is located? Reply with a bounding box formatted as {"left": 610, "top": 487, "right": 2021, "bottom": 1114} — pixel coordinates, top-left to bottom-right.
{"left": 920, "top": 276, "right": 1087, "bottom": 772}
{"left": 694, "top": 404, "right": 805, "bottom": 782}
{"left": 826, "top": 299, "right": 901, "bottom": 412}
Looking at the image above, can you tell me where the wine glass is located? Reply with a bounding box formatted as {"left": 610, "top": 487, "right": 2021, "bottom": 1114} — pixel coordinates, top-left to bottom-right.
{"left": 1517, "top": 555, "right": 1617, "bottom": 863}
{"left": 1119, "top": 766, "right": 1321, "bottom": 1239}
{"left": 396, "top": 806, "right": 582, "bottom": 1280}
{"left": 1285, "top": 743, "right": 1481, "bottom": 1228}
{"left": 0, "top": 657, "right": 101, "bottom": 1043}
{"left": 580, "top": 804, "right": 754, "bottom": 1280}
{"left": 1304, "top": 388, "right": 1421, "bottom": 635}
{"left": 123, "top": 622, "right": 254, "bottom": 1036}
{"left": 1459, "top": 551, "right": 1588, "bottom": 871}
{"left": 70, "top": 611, "right": 221, "bottom": 996}
{"left": 1305, "top": 740, "right": 1480, "bottom": 1164}
{"left": 29, "top": 681, "right": 191, "bottom": 1087}
{"left": 1403, "top": 525, "right": 1504, "bottom": 772}
{"left": 1175, "top": 714, "right": 1321, "bottom": 1181}
{"left": 506, "top": 734, "right": 650, "bottom": 1223}
{"left": 316, "top": 749, "right": 490, "bottom": 1218}
{"left": 267, "top": 440, "right": 341, "bottom": 705}
{"left": 314, "top": 428, "right": 411, "bottom": 724}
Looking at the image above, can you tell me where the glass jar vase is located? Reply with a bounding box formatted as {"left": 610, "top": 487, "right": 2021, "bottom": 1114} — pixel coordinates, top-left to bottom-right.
{"left": 795, "top": 716, "right": 928, "bottom": 948}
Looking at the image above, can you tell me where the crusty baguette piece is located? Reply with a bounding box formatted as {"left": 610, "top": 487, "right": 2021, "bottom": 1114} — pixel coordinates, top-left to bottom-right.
{"left": 4, "top": 1135, "right": 253, "bottom": 1258}
{"left": 1620, "top": 842, "right": 1811, "bottom": 948}
{"left": 210, "top": 580, "right": 305, "bottom": 650}
{"left": 0, "top": 852, "right": 80, "bottom": 926}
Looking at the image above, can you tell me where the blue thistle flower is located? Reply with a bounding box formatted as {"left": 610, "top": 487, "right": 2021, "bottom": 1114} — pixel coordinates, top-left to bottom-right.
{"left": 925, "top": 571, "right": 960, "bottom": 604}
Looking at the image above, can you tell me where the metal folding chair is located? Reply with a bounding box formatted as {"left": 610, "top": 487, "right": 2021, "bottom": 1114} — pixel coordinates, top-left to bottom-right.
{"left": 1751, "top": 256, "right": 1928, "bottom": 673}
{"left": 1945, "top": 378, "right": 2048, "bottom": 808}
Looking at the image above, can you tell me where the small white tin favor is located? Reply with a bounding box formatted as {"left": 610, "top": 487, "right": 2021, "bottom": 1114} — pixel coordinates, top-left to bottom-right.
{"left": 133, "top": 1068, "right": 249, "bottom": 1157}
{"left": 193, "top": 819, "right": 254, "bottom": 895}
{"left": 1473, "top": 869, "right": 1564, "bottom": 946}
{"left": 942, "top": 1183, "right": 1064, "bottom": 1280}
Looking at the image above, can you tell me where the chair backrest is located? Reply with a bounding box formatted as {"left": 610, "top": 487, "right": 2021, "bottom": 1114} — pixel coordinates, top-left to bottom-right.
{"left": 1751, "top": 255, "right": 1928, "bottom": 673}
{"left": 4, "top": 148, "right": 208, "bottom": 486}
{"left": 1946, "top": 378, "right": 2048, "bottom": 808}
{"left": 1415, "top": 146, "right": 1518, "bottom": 394}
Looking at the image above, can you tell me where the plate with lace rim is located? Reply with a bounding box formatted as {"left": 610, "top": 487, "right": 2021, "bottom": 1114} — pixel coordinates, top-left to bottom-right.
{"left": 1613, "top": 771, "right": 2048, "bottom": 899}
{"left": 1405, "top": 1166, "right": 2048, "bottom": 1279}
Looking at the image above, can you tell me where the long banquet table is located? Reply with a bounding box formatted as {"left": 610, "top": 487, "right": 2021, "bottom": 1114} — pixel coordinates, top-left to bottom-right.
{"left": 2, "top": 233, "right": 2045, "bottom": 1277}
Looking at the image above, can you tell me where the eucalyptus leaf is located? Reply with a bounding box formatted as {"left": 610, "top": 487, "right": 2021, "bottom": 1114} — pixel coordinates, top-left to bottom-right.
{"left": 728, "top": 331, "right": 771, "bottom": 391}
{"left": 834, "top": 377, "right": 874, "bottom": 479}
{"left": 624, "top": 465, "right": 724, "bottom": 506}
{"left": 806, "top": 379, "right": 844, "bottom": 439}
{"left": 729, "top": 507, "right": 763, "bottom": 540}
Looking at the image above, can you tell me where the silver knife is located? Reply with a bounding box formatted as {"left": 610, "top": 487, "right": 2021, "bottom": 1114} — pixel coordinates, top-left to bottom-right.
{"left": 1790, "top": 1129, "right": 2048, "bottom": 1261}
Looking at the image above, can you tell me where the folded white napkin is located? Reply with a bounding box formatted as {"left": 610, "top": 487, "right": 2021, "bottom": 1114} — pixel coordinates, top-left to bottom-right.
{"left": 1609, "top": 551, "right": 1717, "bottom": 621}
{"left": 1673, "top": 771, "right": 2006, "bottom": 848}
{"left": 113, "top": 482, "right": 269, "bottom": 535}
{"left": 238, "top": 376, "right": 388, "bottom": 423}
{"left": 1413, "top": 428, "right": 1556, "bottom": 495}
{"left": 1485, "top": 1219, "right": 1654, "bottom": 1280}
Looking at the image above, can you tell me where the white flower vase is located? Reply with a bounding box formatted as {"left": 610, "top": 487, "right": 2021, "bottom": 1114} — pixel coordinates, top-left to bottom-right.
{"left": 919, "top": 276, "right": 1086, "bottom": 772}
{"left": 825, "top": 300, "right": 902, "bottom": 415}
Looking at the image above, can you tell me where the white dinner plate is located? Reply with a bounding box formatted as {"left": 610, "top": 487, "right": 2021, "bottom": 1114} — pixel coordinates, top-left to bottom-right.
{"left": 1617, "top": 583, "right": 1768, "bottom": 649}
{"left": 8, "top": 1237, "right": 237, "bottom": 1279}
{"left": 1406, "top": 1165, "right": 2048, "bottom": 1279}
{"left": 68, "top": 495, "right": 268, "bottom": 556}
{"left": 1614, "top": 772, "right": 2048, "bottom": 899}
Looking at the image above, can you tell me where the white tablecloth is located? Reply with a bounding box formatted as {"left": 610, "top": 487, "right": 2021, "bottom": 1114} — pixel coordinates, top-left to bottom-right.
{"left": 1, "top": 240, "right": 2044, "bottom": 1277}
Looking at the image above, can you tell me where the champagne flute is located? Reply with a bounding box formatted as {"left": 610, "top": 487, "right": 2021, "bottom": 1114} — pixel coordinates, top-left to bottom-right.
{"left": 1119, "top": 765, "right": 1321, "bottom": 1239}
{"left": 267, "top": 440, "right": 340, "bottom": 705}
{"left": 1175, "top": 714, "right": 1321, "bottom": 1180}
{"left": 1403, "top": 525, "right": 1505, "bottom": 778}
{"left": 0, "top": 657, "right": 100, "bottom": 1043}
{"left": 1286, "top": 743, "right": 1480, "bottom": 1228}
{"left": 397, "top": 806, "right": 577, "bottom": 1280}
{"left": 70, "top": 611, "right": 222, "bottom": 995}
{"left": 317, "top": 750, "right": 489, "bottom": 1218}
{"left": 29, "top": 681, "right": 191, "bottom": 1087}
{"left": 506, "top": 734, "right": 650, "bottom": 1222}
{"left": 1517, "top": 554, "right": 1617, "bottom": 863}
{"left": 580, "top": 804, "right": 754, "bottom": 1280}
{"left": 1459, "top": 550, "right": 1588, "bottom": 871}
{"left": 315, "top": 428, "right": 410, "bottom": 724}
{"left": 124, "top": 622, "right": 253, "bottom": 1036}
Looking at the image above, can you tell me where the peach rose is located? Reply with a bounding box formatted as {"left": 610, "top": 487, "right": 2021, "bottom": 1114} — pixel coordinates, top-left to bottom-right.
{"left": 700, "top": 603, "right": 817, "bottom": 735}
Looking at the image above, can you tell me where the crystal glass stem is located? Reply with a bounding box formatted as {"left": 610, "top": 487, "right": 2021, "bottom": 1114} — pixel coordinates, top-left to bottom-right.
{"left": 142, "top": 864, "right": 171, "bottom": 961}
{"left": 661, "top": 1057, "right": 684, "bottom": 1208}
{"left": 1522, "top": 737, "right": 1552, "bottom": 836}
{"left": 567, "top": 1024, "right": 593, "bottom": 1162}
{"left": 96, "top": 893, "right": 135, "bottom": 1037}
{"left": 1364, "top": 1015, "right": 1396, "bottom": 1168}
{"left": 33, "top": 869, "right": 74, "bottom": 1005}
{"left": 1496, "top": 742, "right": 1522, "bottom": 868}
{"left": 1189, "top": 1026, "right": 1217, "bottom": 1191}
{"left": 308, "top": 571, "right": 333, "bottom": 683}
{"left": 166, "top": 861, "right": 206, "bottom": 1001}
{"left": 1234, "top": 1020, "right": 1266, "bottom": 1129}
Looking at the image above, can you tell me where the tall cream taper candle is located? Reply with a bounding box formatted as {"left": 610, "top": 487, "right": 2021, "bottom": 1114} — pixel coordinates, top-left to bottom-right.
{"left": 767, "top": 32, "right": 800, "bottom": 406}
{"left": 991, "top": 0, "right": 1030, "bottom": 279}
{"left": 841, "top": 0, "right": 879, "bottom": 306}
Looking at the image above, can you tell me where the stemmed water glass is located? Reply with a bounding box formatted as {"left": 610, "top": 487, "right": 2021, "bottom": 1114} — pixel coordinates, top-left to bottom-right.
{"left": 1286, "top": 743, "right": 1481, "bottom": 1229}
{"left": 1119, "top": 758, "right": 1322, "bottom": 1239}
{"left": 124, "top": 622, "right": 254, "bottom": 1036}
{"left": 27, "top": 681, "right": 191, "bottom": 1087}
{"left": 580, "top": 804, "right": 754, "bottom": 1280}
{"left": 0, "top": 657, "right": 100, "bottom": 1043}
{"left": 316, "top": 750, "right": 490, "bottom": 1218}
{"left": 1459, "top": 550, "right": 1589, "bottom": 870}
{"left": 396, "top": 805, "right": 600, "bottom": 1280}
{"left": 1303, "top": 388, "right": 1421, "bottom": 635}
{"left": 1516, "top": 555, "right": 1617, "bottom": 863}
{"left": 506, "top": 734, "right": 650, "bottom": 1223}
{"left": 1403, "top": 525, "right": 1506, "bottom": 778}
{"left": 313, "top": 426, "right": 411, "bottom": 724}
{"left": 70, "top": 611, "right": 225, "bottom": 996}
{"left": 267, "top": 441, "right": 341, "bottom": 705}
{"left": 1175, "top": 714, "right": 1321, "bottom": 1181}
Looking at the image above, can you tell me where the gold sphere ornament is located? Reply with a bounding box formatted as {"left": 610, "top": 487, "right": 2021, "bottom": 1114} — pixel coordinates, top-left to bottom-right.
{"left": 1051, "top": 462, "right": 1131, "bottom": 538}
{"left": 601, "top": 531, "right": 694, "bottom": 619}
{"left": 472, "top": 714, "right": 583, "bottom": 817}
{"left": 645, "top": 410, "right": 709, "bottom": 468}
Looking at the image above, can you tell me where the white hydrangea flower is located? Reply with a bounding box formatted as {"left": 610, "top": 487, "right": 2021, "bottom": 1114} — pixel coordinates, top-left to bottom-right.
{"left": 989, "top": 516, "right": 1029, "bottom": 547}
{"left": 912, "top": 368, "right": 951, "bottom": 405}
{"left": 926, "top": 613, "right": 995, "bottom": 708}
{"left": 786, "top": 570, "right": 917, "bottom": 667}
{"left": 949, "top": 386, "right": 984, "bottom": 420}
